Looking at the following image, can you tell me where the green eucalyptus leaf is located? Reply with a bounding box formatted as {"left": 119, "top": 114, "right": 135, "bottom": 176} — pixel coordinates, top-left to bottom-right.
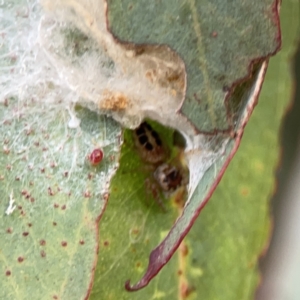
{"left": 1, "top": 0, "right": 295, "bottom": 298}
{"left": 90, "top": 0, "right": 297, "bottom": 298}
{"left": 0, "top": 2, "right": 121, "bottom": 299}
{"left": 0, "top": 99, "right": 121, "bottom": 299}
{"left": 104, "top": 0, "right": 280, "bottom": 290}
{"left": 106, "top": 0, "right": 280, "bottom": 133}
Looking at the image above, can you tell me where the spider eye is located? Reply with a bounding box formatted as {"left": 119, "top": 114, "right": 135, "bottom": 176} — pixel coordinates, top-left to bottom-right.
{"left": 142, "top": 122, "right": 152, "bottom": 131}
{"left": 138, "top": 135, "right": 148, "bottom": 145}
{"left": 145, "top": 142, "right": 154, "bottom": 151}
{"left": 136, "top": 126, "right": 145, "bottom": 136}
{"left": 88, "top": 148, "right": 104, "bottom": 166}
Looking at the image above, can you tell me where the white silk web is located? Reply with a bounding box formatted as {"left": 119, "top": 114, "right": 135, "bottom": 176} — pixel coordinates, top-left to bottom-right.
{"left": 0, "top": 0, "right": 227, "bottom": 205}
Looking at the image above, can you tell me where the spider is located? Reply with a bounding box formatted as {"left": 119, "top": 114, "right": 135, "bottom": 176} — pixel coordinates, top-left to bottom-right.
{"left": 132, "top": 121, "right": 188, "bottom": 211}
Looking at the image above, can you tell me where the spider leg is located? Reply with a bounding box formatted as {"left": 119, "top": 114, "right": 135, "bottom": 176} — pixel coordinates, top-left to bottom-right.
{"left": 145, "top": 178, "right": 167, "bottom": 212}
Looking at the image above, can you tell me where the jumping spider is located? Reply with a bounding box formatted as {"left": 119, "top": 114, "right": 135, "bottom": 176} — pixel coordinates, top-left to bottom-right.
{"left": 133, "top": 121, "right": 188, "bottom": 211}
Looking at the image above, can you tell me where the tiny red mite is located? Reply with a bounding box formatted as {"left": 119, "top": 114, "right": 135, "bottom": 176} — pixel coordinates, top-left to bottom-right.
{"left": 88, "top": 148, "right": 104, "bottom": 166}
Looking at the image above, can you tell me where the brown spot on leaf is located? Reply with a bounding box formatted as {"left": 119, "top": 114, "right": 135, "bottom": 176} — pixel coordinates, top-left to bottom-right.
{"left": 30, "top": 197, "right": 35, "bottom": 203}
{"left": 53, "top": 222, "right": 57, "bottom": 226}
{"left": 54, "top": 203, "right": 59, "bottom": 208}
{"left": 6, "top": 164, "right": 12, "bottom": 171}
{"left": 61, "top": 241, "right": 67, "bottom": 247}
{"left": 5, "top": 270, "right": 11, "bottom": 276}
{"left": 63, "top": 171, "right": 68, "bottom": 177}
{"left": 6, "top": 228, "right": 12, "bottom": 234}
{"left": 241, "top": 187, "right": 250, "bottom": 196}
{"left": 178, "top": 269, "right": 183, "bottom": 276}
{"left": 17, "top": 257, "right": 24, "bottom": 263}
{"left": 3, "top": 146, "right": 10, "bottom": 154}
{"left": 21, "top": 190, "right": 28, "bottom": 196}
{"left": 132, "top": 228, "right": 139, "bottom": 235}
{"left": 84, "top": 190, "right": 91, "bottom": 198}
{"left": 180, "top": 284, "right": 195, "bottom": 299}
{"left": 40, "top": 250, "right": 46, "bottom": 258}
{"left": 103, "top": 241, "right": 109, "bottom": 247}
{"left": 212, "top": 31, "right": 218, "bottom": 37}
{"left": 61, "top": 205, "right": 66, "bottom": 210}
{"left": 50, "top": 162, "right": 56, "bottom": 168}
{"left": 181, "top": 244, "right": 189, "bottom": 257}
{"left": 40, "top": 168, "right": 45, "bottom": 173}
{"left": 22, "top": 232, "right": 29, "bottom": 237}
{"left": 48, "top": 187, "right": 55, "bottom": 196}
{"left": 40, "top": 240, "right": 46, "bottom": 246}
{"left": 79, "top": 240, "right": 85, "bottom": 245}
{"left": 27, "top": 223, "right": 32, "bottom": 227}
